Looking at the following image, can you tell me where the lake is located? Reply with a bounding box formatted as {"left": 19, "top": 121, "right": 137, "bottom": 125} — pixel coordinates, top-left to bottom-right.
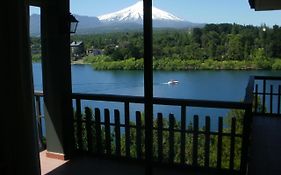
{"left": 33, "top": 63, "right": 281, "bottom": 130}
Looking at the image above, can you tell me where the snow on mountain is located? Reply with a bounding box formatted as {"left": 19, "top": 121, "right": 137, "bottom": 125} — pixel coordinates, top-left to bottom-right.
{"left": 98, "top": 1, "right": 184, "bottom": 23}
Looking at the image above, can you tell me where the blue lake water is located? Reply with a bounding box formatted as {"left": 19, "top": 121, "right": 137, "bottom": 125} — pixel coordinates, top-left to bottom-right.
{"left": 33, "top": 63, "right": 281, "bottom": 130}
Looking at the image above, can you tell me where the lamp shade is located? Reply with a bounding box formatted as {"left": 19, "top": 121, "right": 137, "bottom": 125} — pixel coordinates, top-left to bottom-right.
{"left": 70, "top": 14, "right": 79, "bottom": 33}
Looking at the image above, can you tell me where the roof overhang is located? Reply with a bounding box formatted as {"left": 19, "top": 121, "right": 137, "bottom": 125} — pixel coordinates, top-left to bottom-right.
{"left": 249, "top": 0, "right": 281, "bottom": 11}
{"left": 30, "top": 0, "right": 42, "bottom": 7}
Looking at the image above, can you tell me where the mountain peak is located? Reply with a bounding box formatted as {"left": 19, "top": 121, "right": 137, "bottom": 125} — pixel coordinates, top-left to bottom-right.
{"left": 98, "top": 1, "right": 184, "bottom": 23}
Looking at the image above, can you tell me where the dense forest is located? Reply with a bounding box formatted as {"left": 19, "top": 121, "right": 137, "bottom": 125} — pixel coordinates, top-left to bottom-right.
{"left": 32, "top": 23, "right": 281, "bottom": 70}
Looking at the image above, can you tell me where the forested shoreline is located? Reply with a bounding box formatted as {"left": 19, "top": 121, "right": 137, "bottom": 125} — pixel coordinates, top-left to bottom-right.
{"left": 32, "top": 23, "right": 281, "bottom": 70}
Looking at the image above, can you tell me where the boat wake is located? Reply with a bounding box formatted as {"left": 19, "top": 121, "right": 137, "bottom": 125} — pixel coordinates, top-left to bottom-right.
{"left": 162, "top": 80, "right": 179, "bottom": 85}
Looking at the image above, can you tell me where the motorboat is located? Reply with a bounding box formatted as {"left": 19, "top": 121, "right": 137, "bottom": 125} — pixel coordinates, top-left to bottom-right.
{"left": 167, "top": 80, "right": 179, "bottom": 85}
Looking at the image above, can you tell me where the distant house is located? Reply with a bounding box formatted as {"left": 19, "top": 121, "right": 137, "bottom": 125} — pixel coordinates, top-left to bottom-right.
{"left": 87, "top": 48, "right": 103, "bottom": 56}
{"left": 70, "top": 41, "right": 85, "bottom": 60}
{"left": 30, "top": 44, "right": 41, "bottom": 54}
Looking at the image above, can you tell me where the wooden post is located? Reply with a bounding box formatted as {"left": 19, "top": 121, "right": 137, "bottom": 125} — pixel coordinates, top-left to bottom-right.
{"left": 241, "top": 106, "right": 253, "bottom": 175}
{"left": 143, "top": 0, "right": 153, "bottom": 174}
{"left": 2, "top": 0, "right": 40, "bottom": 174}
{"left": 41, "top": 0, "right": 74, "bottom": 159}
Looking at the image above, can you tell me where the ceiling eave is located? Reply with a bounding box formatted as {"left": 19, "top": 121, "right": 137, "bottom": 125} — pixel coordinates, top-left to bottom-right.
{"left": 249, "top": 0, "right": 281, "bottom": 11}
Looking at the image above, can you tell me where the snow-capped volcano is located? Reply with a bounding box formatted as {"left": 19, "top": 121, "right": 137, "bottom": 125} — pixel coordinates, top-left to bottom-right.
{"left": 98, "top": 1, "right": 184, "bottom": 24}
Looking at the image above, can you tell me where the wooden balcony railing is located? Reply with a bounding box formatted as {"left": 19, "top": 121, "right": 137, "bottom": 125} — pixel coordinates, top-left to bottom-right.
{"left": 34, "top": 75, "right": 261, "bottom": 175}
{"left": 252, "top": 76, "right": 281, "bottom": 116}
{"left": 71, "top": 94, "right": 252, "bottom": 174}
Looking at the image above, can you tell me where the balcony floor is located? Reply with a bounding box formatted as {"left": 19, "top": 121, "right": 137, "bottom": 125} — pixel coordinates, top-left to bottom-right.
{"left": 40, "top": 115, "right": 281, "bottom": 175}
{"left": 248, "top": 116, "right": 281, "bottom": 175}
{"left": 40, "top": 151, "right": 213, "bottom": 175}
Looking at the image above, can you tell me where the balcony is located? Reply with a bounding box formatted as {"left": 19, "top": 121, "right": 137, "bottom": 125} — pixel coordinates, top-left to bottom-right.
{"left": 4, "top": 1, "right": 281, "bottom": 175}
{"left": 35, "top": 76, "right": 281, "bottom": 175}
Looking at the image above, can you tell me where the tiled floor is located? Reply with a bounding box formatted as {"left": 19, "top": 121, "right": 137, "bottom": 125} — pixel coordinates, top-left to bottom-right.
{"left": 248, "top": 116, "right": 281, "bottom": 175}
{"left": 40, "top": 151, "right": 212, "bottom": 175}
{"left": 40, "top": 151, "right": 68, "bottom": 175}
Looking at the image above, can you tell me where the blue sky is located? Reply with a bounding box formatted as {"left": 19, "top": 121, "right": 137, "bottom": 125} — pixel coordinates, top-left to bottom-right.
{"left": 30, "top": 0, "right": 281, "bottom": 26}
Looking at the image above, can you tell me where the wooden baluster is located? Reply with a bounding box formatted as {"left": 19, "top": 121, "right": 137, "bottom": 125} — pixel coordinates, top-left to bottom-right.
{"left": 262, "top": 79, "right": 266, "bottom": 113}
{"left": 217, "top": 117, "right": 223, "bottom": 169}
{"left": 95, "top": 108, "right": 102, "bottom": 154}
{"left": 76, "top": 99, "right": 83, "bottom": 151}
{"left": 169, "top": 114, "right": 175, "bottom": 163}
{"left": 192, "top": 115, "right": 199, "bottom": 167}
{"left": 157, "top": 113, "right": 163, "bottom": 162}
{"left": 114, "top": 109, "right": 121, "bottom": 156}
{"left": 136, "top": 111, "right": 142, "bottom": 160}
{"left": 180, "top": 106, "right": 186, "bottom": 164}
{"left": 270, "top": 85, "right": 273, "bottom": 114}
{"left": 85, "top": 107, "right": 93, "bottom": 152}
{"left": 124, "top": 101, "right": 130, "bottom": 158}
{"left": 277, "top": 85, "right": 281, "bottom": 114}
{"left": 229, "top": 117, "right": 236, "bottom": 170}
{"left": 255, "top": 84, "right": 258, "bottom": 113}
{"left": 104, "top": 109, "right": 111, "bottom": 155}
{"left": 204, "top": 116, "right": 210, "bottom": 168}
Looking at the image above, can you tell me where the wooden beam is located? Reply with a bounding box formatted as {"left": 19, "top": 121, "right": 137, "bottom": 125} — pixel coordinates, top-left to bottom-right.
{"left": 29, "top": 0, "right": 42, "bottom": 7}
{"left": 143, "top": 0, "right": 153, "bottom": 174}
{"left": 41, "top": 0, "right": 74, "bottom": 159}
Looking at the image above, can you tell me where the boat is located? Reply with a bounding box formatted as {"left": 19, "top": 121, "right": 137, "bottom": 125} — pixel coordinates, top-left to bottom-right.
{"left": 167, "top": 80, "right": 179, "bottom": 85}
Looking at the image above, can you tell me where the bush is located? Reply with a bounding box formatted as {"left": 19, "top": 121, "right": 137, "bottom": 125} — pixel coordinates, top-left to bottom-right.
{"left": 32, "top": 54, "right": 41, "bottom": 62}
{"left": 272, "top": 59, "right": 281, "bottom": 70}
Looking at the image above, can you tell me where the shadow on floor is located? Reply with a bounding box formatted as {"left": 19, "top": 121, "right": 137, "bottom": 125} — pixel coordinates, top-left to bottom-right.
{"left": 43, "top": 155, "right": 217, "bottom": 175}
{"left": 248, "top": 116, "right": 281, "bottom": 175}
{"left": 45, "top": 156, "right": 145, "bottom": 175}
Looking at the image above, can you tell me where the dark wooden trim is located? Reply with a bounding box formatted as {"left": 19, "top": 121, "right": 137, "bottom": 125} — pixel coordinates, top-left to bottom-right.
{"left": 29, "top": 0, "right": 42, "bottom": 7}
{"left": 254, "top": 75, "right": 281, "bottom": 80}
